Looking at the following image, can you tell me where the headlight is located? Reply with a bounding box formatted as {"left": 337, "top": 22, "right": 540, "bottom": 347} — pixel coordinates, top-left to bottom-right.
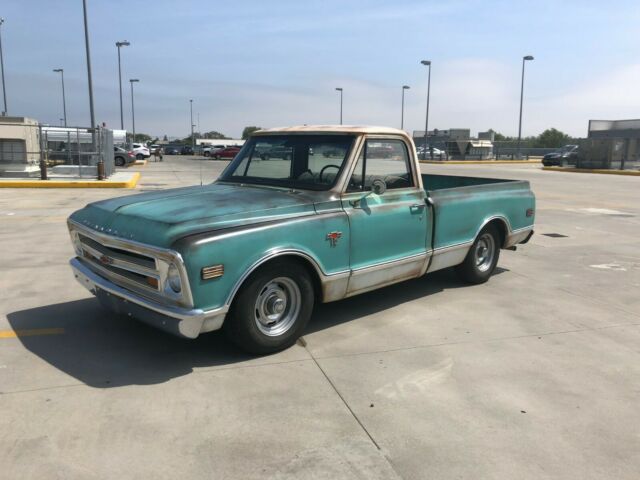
{"left": 167, "top": 263, "right": 182, "bottom": 293}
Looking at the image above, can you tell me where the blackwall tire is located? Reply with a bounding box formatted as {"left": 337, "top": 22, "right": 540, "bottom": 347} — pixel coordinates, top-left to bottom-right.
{"left": 224, "top": 261, "right": 314, "bottom": 355}
{"left": 455, "top": 224, "right": 501, "bottom": 284}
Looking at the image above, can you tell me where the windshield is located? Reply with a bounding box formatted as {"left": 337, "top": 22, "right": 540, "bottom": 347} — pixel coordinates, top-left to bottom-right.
{"left": 219, "top": 134, "right": 356, "bottom": 190}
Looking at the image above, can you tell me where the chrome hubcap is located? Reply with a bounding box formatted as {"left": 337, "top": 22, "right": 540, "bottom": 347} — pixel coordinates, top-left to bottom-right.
{"left": 254, "top": 277, "right": 301, "bottom": 336}
{"left": 474, "top": 233, "right": 495, "bottom": 273}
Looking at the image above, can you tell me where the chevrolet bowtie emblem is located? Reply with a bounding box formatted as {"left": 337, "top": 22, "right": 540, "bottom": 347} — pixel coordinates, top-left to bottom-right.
{"left": 326, "top": 231, "right": 342, "bottom": 247}
{"left": 99, "top": 254, "right": 114, "bottom": 265}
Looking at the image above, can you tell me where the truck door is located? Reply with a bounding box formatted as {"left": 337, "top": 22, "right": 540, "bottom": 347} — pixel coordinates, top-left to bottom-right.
{"left": 341, "top": 138, "right": 429, "bottom": 295}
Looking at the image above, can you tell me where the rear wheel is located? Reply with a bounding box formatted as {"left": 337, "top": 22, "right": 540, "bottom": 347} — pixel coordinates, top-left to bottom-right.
{"left": 455, "top": 224, "right": 501, "bottom": 284}
{"left": 224, "top": 261, "right": 314, "bottom": 355}
{"left": 136, "top": 153, "right": 144, "bottom": 160}
{"left": 214, "top": 154, "right": 221, "bottom": 160}
{"left": 114, "top": 157, "right": 125, "bottom": 167}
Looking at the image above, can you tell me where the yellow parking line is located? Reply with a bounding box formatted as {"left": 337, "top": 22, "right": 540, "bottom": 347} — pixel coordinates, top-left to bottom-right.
{"left": 0, "top": 172, "right": 140, "bottom": 189}
{"left": 0, "top": 328, "right": 65, "bottom": 339}
{"left": 421, "top": 159, "right": 541, "bottom": 165}
{"left": 542, "top": 167, "right": 640, "bottom": 176}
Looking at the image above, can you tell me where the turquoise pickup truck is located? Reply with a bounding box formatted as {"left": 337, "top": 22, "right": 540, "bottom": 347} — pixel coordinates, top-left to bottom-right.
{"left": 68, "top": 126, "right": 535, "bottom": 353}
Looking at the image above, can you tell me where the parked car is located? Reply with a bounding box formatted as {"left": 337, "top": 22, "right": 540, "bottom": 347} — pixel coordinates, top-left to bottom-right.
{"left": 67, "top": 125, "right": 535, "bottom": 354}
{"left": 542, "top": 145, "right": 579, "bottom": 166}
{"left": 203, "top": 145, "right": 226, "bottom": 157}
{"left": 212, "top": 146, "right": 241, "bottom": 159}
{"left": 113, "top": 146, "right": 135, "bottom": 167}
{"left": 130, "top": 143, "right": 150, "bottom": 160}
{"left": 163, "top": 145, "right": 182, "bottom": 155}
{"left": 149, "top": 144, "right": 161, "bottom": 154}
{"left": 181, "top": 146, "right": 195, "bottom": 155}
{"left": 417, "top": 145, "right": 445, "bottom": 158}
{"left": 256, "top": 145, "right": 292, "bottom": 160}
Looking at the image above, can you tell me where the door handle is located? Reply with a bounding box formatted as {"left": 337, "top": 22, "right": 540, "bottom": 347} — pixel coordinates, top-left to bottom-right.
{"left": 410, "top": 203, "right": 426, "bottom": 211}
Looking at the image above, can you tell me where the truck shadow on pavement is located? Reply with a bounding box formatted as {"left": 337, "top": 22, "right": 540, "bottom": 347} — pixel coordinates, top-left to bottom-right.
{"left": 7, "top": 268, "right": 507, "bottom": 389}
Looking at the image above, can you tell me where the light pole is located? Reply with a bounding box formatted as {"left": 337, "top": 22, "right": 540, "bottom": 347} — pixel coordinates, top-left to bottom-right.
{"left": 189, "top": 99, "right": 194, "bottom": 149}
{"left": 130, "top": 79, "right": 139, "bottom": 145}
{"left": 401, "top": 85, "right": 410, "bottom": 130}
{"left": 82, "top": 0, "right": 99, "bottom": 177}
{"left": 420, "top": 60, "right": 431, "bottom": 159}
{"left": 53, "top": 68, "right": 67, "bottom": 127}
{"left": 517, "top": 55, "right": 534, "bottom": 159}
{"left": 115, "top": 40, "right": 130, "bottom": 130}
{"left": 335, "top": 87, "right": 343, "bottom": 125}
{"left": 0, "top": 18, "right": 8, "bottom": 115}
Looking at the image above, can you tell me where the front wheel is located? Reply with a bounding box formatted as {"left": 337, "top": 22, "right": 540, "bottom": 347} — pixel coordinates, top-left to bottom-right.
{"left": 224, "top": 261, "right": 314, "bottom": 354}
{"left": 136, "top": 153, "right": 144, "bottom": 160}
{"left": 455, "top": 224, "right": 501, "bottom": 284}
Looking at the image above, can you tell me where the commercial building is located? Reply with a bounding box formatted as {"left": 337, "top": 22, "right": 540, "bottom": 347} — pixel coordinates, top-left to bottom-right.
{"left": 579, "top": 119, "right": 640, "bottom": 170}
{"left": 196, "top": 138, "right": 244, "bottom": 148}
{"left": 0, "top": 116, "right": 41, "bottom": 176}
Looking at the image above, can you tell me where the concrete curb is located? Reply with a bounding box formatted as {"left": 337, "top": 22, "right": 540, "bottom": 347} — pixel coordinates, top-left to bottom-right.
{"left": 0, "top": 172, "right": 141, "bottom": 188}
{"left": 420, "top": 159, "right": 541, "bottom": 165}
{"left": 542, "top": 167, "right": 640, "bottom": 177}
{"left": 133, "top": 159, "right": 147, "bottom": 166}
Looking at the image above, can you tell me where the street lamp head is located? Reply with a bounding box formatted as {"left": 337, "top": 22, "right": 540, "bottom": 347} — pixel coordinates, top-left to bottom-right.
{"left": 130, "top": 78, "right": 139, "bottom": 83}
{"left": 420, "top": 60, "right": 431, "bottom": 66}
{"left": 116, "top": 40, "right": 130, "bottom": 47}
{"left": 403, "top": 85, "right": 410, "bottom": 90}
{"left": 335, "top": 87, "right": 343, "bottom": 91}
{"left": 53, "top": 68, "right": 63, "bottom": 73}
{"left": 523, "top": 55, "right": 534, "bottom": 61}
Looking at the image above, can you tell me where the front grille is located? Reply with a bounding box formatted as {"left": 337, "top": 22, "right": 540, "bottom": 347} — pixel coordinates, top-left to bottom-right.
{"left": 78, "top": 233, "right": 160, "bottom": 292}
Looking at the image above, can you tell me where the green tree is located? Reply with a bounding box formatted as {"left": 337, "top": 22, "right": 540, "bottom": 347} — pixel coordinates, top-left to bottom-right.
{"left": 242, "top": 126, "right": 262, "bottom": 140}
{"left": 534, "top": 128, "right": 571, "bottom": 148}
{"left": 488, "top": 129, "right": 511, "bottom": 141}
{"left": 202, "top": 130, "right": 230, "bottom": 139}
{"left": 162, "top": 134, "right": 168, "bottom": 141}
{"left": 126, "top": 132, "right": 152, "bottom": 143}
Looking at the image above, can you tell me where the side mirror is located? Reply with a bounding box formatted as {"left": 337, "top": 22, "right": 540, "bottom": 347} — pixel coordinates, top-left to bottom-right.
{"left": 371, "top": 178, "right": 387, "bottom": 195}
{"left": 349, "top": 178, "right": 387, "bottom": 208}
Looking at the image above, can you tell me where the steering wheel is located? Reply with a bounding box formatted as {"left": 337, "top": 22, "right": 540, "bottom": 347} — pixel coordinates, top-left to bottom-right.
{"left": 319, "top": 164, "right": 340, "bottom": 183}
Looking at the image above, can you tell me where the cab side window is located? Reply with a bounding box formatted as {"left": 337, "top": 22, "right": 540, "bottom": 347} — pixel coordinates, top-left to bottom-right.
{"left": 348, "top": 139, "right": 414, "bottom": 191}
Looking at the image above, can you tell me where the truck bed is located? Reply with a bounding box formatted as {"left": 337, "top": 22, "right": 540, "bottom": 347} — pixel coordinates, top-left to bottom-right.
{"left": 422, "top": 173, "right": 514, "bottom": 191}
{"left": 421, "top": 174, "right": 535, "bottom": 251}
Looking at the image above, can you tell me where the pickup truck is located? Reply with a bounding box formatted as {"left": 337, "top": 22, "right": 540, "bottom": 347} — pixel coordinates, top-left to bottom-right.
{"left": 68, "top": 126, "right": 535, "bottom": 354}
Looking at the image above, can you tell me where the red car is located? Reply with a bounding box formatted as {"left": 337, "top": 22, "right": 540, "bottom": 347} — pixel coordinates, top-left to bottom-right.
{"left": 212, "top": 146, "right": 241, "bottom": 159}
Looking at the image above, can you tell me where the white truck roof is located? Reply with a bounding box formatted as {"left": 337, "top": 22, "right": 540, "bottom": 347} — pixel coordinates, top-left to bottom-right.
{"left": 255, "top": 125, "right": 413, "bottom": 142}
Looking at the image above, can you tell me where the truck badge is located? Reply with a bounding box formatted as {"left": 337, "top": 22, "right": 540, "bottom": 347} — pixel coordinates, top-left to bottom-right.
{"left": 326, "top": 231, "right": 342, "bottom": 247}
{"left": 99, "top": 254, "right": 114, "bottom": 266}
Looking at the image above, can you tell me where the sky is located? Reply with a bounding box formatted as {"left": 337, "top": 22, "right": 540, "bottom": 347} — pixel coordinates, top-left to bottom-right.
{"left": 1, "top": 0, "right": 639, "bottom": 139}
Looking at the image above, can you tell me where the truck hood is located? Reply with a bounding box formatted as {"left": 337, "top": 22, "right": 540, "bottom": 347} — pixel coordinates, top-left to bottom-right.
{"left": 70, "top": 183, "right": 318, "bottom": 248}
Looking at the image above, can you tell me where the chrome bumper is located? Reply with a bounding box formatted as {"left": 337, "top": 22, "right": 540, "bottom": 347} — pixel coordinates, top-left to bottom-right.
{"left": 70, "top": 258, "right": 227, "bottom": 339}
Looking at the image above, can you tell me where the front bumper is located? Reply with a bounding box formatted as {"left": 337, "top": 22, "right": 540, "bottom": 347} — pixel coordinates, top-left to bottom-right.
{"left": 70, "top": 258, "right": 227, "bottom": 338}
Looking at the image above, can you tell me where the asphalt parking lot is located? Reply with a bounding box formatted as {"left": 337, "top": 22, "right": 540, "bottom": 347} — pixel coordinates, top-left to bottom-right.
{"left": 1, "top": 156, "right": 638, "bottom": 479}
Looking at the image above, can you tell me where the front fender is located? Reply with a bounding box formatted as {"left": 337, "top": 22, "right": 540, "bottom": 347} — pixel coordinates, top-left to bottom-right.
{"left": 172, "top": 212, "right": 350, "bottom": 312}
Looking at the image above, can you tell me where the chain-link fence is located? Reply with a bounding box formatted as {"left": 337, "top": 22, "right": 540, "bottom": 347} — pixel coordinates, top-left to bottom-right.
{"left": 415, "top": 139, "right": 556, "bottom": 161}
{"left": 0, "top": 120, "right": 115, "bottom": 179}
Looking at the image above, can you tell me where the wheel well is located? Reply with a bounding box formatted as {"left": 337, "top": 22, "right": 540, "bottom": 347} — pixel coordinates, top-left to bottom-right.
{"left": 233, "top": 254, "right": 323, "bottom": 305}
{"left": 485, "top": 219, "right": 508, "bottom": 248}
